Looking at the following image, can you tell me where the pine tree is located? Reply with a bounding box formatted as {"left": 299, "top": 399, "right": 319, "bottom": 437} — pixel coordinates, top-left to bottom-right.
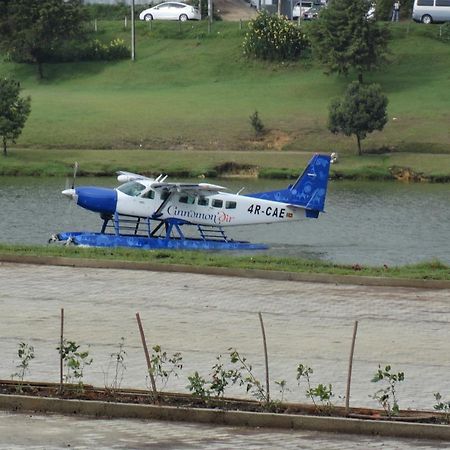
{"left": 310, "top": 0, "right": 389, "bottom": 83}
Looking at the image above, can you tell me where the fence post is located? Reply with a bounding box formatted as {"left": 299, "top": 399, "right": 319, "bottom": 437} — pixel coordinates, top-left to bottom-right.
{"left": 345, "top": 320, "right": 358, "bottom": 414}
{"left": 258, "top": 312, "right": 270, "bottom": 403}
{"left": 135, "top": 312, "right": 158, "bottom": 401}
{"left": 59, "top": 308, "right": 64, "bottom": 394}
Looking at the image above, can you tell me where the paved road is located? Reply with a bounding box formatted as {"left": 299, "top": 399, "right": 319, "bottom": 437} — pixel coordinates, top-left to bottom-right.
{"left": 0, "top": 410, "right": 448, "bottom": 450}
{"left": 0, "top": 263, "right": 449, "bottom": 448}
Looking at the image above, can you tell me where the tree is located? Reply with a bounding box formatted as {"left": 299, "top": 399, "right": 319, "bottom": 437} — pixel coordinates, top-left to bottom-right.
{"left": 0, "top": 0, "right": 87, "bottom": 79}
{"left": 0, "top": 78, "right": 31, "bottom": 157}
{"left": 328, "top": 81, "right": 388, "bottom": 155}
{"left": 309, "top": 0, "right": 389, "bottom": 83}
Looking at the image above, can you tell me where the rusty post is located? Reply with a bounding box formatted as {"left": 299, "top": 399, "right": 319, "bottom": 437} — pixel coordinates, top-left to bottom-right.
{"left": 258, "top": 312, "right": 270, "bottom": 403}
{"left": 135, "top": 312, "right": 158, "bottom": 401}
{"left": 345, "top": 320, "right": 359, "bottom": 414}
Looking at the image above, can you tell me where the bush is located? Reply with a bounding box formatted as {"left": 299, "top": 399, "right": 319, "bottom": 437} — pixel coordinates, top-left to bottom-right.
{"left": 84, "top": 38, "right": 130, "bottom": 61}
{"left": 243, "top": 11, "right": 308, "bottom": 61}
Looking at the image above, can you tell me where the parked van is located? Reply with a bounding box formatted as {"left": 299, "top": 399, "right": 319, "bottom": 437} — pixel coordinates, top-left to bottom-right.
{"left": 412, "top": 0, "right": 450, "bottom": 24}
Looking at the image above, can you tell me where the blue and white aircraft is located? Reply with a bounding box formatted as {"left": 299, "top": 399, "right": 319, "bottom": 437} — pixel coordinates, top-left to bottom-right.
{"left": 57, "top": 154, "right": 331, "bottom": 250}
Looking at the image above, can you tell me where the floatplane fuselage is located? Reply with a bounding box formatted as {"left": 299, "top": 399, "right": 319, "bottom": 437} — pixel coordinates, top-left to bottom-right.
{"left": 57, "top": 154, "right": 331, "bottom": 250}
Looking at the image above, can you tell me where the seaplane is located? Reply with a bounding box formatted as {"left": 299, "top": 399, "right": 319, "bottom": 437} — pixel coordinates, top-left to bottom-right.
{"left": 54, "top": 153, "right": 331, "bottom": 250}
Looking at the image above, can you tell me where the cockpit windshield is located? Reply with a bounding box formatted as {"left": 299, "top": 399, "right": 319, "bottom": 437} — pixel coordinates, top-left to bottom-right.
{"left": 117, "top": 181, "right": 146, "bottom": 197}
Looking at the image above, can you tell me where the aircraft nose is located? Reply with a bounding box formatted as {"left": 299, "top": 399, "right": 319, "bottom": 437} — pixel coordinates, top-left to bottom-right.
{"left": 75, "top": 187, "right": 118, "bottom": 214}
{"left": 62, "top": 188, "right": 76, "bottom": 199}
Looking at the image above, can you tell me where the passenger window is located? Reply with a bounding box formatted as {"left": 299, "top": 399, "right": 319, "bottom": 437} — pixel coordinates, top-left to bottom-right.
{"left": 212, "top": 199, "right": 223, "bottom": 208}
{"left": 142, "top": 189, "right": 155, "bottom": 199}
{"left": 436, "top": 0, "right": 450, "bottom": 5}
{"left": 198, "top": 196, "right": 209, "bottom": 206}
{"left": 160, "top": 190, "right": 170, "bottom": 201}
{"left": 179, "top": 195, "right": 195, "bottom": 204}
{"left": 418, "top": 0, "right": 433, "bottom": 5}
{"left": 225, "top": 201, "right": 237, "bottom": 209}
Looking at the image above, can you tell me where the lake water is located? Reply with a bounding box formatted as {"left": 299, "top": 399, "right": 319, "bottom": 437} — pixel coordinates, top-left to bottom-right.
{"left": 0, "top": 176, "right": 449, "bottom": 266}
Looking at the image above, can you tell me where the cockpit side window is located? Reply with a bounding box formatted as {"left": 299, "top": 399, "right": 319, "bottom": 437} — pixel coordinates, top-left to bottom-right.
{"left": 160, "top": 190, "right": 170, "bottom": 201}
{"left": 117, "top": 181, "right": 146, "bottom": 197}
{"left": 142, "top": 189, "right": 155, "bottom": 199}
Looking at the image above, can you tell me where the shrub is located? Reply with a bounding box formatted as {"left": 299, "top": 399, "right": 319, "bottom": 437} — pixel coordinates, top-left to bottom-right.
{"left": 85, "top": 38, "right": 130, "bottom": 61}
{"left": 243, "top": 11, "right": 308, "bottom": 61}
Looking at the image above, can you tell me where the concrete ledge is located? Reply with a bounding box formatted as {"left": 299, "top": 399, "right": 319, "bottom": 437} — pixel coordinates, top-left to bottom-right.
{"left": 0, "top": 254, "right": 449, "bottom": 289}
{"left": 0, "top": 394, "right": 449, "bottom": 441}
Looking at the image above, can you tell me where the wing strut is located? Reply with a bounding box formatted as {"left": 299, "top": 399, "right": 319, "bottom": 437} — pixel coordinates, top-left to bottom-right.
{"left": 152, "top": 190, "right": 173, "bottom": 219}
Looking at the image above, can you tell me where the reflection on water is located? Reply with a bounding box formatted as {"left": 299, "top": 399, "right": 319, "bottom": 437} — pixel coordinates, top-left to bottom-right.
{"left": 0, "top": 176, "right": 449, "bottom": 266}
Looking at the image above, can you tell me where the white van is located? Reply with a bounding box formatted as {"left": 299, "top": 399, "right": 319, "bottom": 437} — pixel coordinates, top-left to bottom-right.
{"left": 412, "top": 0, "right": 450, "bottom": 24}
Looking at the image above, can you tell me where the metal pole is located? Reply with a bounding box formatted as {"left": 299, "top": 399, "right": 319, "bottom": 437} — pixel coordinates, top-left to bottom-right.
{"left": 345, "top": 320, "right": 359, "bottom": 414}
{"left": 208, "top": 0, "right": 212, "bottom": 29}
{"left": 131, "top": 0, "right": 136, "bottom": 61}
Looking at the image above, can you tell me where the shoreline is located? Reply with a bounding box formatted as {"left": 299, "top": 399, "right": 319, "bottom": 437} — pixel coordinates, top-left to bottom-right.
{"left": 2, "top": 149, "right": 450, "bottom": 182}
{"left": 1, "top": 254, "right": 449, "bottom": 287}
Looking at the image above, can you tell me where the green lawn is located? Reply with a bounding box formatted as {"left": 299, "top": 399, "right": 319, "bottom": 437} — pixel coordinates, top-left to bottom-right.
{"left": 1, "top": 244, "right": 448, "bottom": 280}
{"left": 0, "top": 20, "right": 449, "bottom": 157}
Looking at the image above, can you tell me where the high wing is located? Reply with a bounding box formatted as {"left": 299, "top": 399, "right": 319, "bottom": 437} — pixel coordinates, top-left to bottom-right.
{"left": 116, "top": 171, "right": 154, "bottom": 183}
{"left": 150, "top": 181, "right": 227, "bottom": 194}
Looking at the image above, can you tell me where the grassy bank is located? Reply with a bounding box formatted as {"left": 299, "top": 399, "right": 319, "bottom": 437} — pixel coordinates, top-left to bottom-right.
{"left": 0, "top": 21, "right": 449, "bottom": 157}
{"left": 1, "top": 244, "right": 448, "bottom": 280}
{"left": 1, "top": 148, "right": 449, "bottom": 181}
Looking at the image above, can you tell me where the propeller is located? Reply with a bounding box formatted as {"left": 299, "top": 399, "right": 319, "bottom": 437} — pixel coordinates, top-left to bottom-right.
{"left": 71, "top": 161, "right": 79, "bottom": 189}
{"left": 62, "top": 162, "right": 78, "bottom": 200}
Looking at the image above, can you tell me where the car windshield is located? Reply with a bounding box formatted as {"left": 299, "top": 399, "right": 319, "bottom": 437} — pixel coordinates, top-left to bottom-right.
{"left": 117, "top": 181, "right": 146, "bottom": 197}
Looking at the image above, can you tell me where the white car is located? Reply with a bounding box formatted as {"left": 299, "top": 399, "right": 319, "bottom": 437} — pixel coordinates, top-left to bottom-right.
{"left": 139, "top": 2, "right": 201, "bottom": 21}
{"left": 292, "top": 1, "right": 313, "bottom": 19}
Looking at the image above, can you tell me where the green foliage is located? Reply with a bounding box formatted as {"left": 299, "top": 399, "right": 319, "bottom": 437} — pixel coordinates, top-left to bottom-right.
{"left": 433, "top": 392, "right": 450, "bottom": 424}
{"left": 57, "top": 339, "right": 92, "bottom": 391}
{"left": 209, "top": 355, "right": 241, "bottom": 397}
{"left": 0, "top": 0, "right": 88, "bottom": 78}
{"left": 371, "top": 364, "right": 405, "bottom": 417}
{"left": 307, "top": 383, "right": 334, "bottom": 409}
{"left": 229, "top": 348, "right": 267, "bottom": 402}
{"left": 104, "top": 337, "right": 127, "bottom": 392}
{"left": 149, "top": 344, "right": 183, "bottom": 391}
{"left": 0, "top": 78, "right": 31, "bottom": 157}
{"left": 328, "top": 81, "right": 388, "bottom": 155}
{"left": 11, "top": 342, "right": 35, "bottom": 391}
{"left": 275, "top": 379, "right": 288, "bottom": 402}
{"left": 186, "top": 371, "right": 209, "bottom": 398}
{"left": 309, "top": 0, "right": 389, "bottom": 82}
{"left": 249, "top": 110, "right": 265, "bottom": 138}
{"left": 84, "top": 38, "right": 130, "bottom": 61}
{"left": 243, "top": 11, "right": 308, "bottom": 61}
{"left": 296, "top": 363, "right": 334, "bottom": 412}
{"left": 186, "top": 352, "right": 258, "bottom": 401}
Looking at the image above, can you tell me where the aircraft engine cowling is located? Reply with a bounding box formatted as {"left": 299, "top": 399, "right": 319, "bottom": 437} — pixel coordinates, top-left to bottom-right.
{"left": 75, "top": 187, "right": 117, "bottom": 214}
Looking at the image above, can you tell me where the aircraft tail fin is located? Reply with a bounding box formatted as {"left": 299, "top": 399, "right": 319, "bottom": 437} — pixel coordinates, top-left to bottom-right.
{"left": 246, "top": 154, "right": 331, "bottom": 216}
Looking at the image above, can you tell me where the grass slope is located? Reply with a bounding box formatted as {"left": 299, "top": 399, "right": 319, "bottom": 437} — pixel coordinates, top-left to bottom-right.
{"left": 0, "top": 20, "right": 449, "bottom": 156}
